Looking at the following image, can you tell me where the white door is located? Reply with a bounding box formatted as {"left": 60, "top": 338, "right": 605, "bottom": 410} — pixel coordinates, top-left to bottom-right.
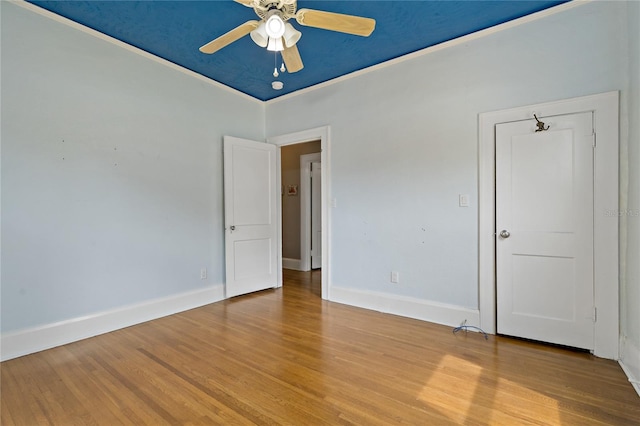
{"left": 311, "top": 161, "right": 322, "bottom": 269}
{"left": 496, "top": 112, "right": 595, "bottom": 350}
{"left": 224, "top": 136, "right": 278, "bottom": 298}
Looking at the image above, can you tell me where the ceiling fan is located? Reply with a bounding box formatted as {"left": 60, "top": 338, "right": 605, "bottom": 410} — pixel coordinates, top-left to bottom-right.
{"left": 199, "top": 0, "right": 376, "bottom": 73}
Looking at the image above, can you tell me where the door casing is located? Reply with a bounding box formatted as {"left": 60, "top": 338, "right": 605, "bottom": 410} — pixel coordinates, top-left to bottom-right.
{"left": 479, "top": 91, "right": 619, "bottom": 359}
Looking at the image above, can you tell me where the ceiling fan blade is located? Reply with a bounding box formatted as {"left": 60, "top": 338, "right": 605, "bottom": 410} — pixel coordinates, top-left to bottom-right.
{"left": 295, "top": 8, "right": 375, "bottom": 37}
{"left": 282, "top": 43, "right": 304, "bottom": 73}
{"left": 233, "top": 0, "right": 255, "bottom": 7}
{"left": 199, "top": 21, "right": 259, "bottom": 54}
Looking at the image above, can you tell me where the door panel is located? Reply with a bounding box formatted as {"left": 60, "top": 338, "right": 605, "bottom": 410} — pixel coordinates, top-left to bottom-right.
{"left": 496, "top": 112, "right": 594, "bottom": 350}
{"left": 511, "top": 255, "right": 575, "bottom": 320}
{"left": 224, "top": 136, "right": 277, "bottom": 298}
{"left": 511, "top": 130, "right": 574, "bottom": 231}
{"left": 233, "top": 239, "right": 272, "bottom": 280}
{"left": 230, "top": 146, "right": 273, "bottom": 225}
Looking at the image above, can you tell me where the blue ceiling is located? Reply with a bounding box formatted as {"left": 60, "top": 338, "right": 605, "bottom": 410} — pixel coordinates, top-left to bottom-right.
{"left": 27, "top": 1, "right": 567, "bottom": 101}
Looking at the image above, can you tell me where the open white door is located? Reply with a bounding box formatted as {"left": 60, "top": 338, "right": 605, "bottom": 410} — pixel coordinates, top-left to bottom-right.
{"left": 311, "top": 161, "right": 322, "bottom": 269}
{"left": 224, "top": 136, "right": 278, "bottom": 298}
{"left": 496, "top": 112, "right": 594, "bottom": 350}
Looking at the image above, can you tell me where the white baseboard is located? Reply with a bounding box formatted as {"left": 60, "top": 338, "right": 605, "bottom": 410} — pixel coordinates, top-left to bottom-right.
{"left": 619, "top": 336, "right": 640, "bottom": 397}
{"left": 283, "top": 257, "right": 304, "bottom": 271}
{"left": 329, "top": 286, "right": 481, "bottom": 329}
{"left": 1, "top": 284, "right": 225, "bottom": 362}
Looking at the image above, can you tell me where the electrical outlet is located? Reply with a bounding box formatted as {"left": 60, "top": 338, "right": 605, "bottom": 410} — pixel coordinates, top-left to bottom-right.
{"left": 200, "top": 268, "right": 207, "bottom": 280}
{"left": 391, "top": 271, "right": 400, "bottom": 283}
{"left": 459, "top": 194, "right": 470, "bottom": 207}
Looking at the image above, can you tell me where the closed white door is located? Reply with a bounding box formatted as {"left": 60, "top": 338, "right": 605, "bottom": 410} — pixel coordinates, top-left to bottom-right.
{"left": 311, "top": 161, "right": 322, "bottom": 269}
{"left": 496, "top": 112, "right": 594, "bottom": 350}
{"left": 224, "top": 136, "right": 277, "bottom": 298}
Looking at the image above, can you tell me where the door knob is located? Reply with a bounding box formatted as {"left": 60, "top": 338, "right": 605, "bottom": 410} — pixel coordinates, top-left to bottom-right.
{"left": 499, "top": 230, "right": 510, "bottom": 238}
{"left": 230, "top": 225, "right": 235, "bottom": 231}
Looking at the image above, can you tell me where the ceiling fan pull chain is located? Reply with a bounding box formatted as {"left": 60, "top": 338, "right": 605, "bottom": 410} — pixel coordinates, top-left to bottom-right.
{"left": 273, "top": 51, "right": 279, "bottom": 77}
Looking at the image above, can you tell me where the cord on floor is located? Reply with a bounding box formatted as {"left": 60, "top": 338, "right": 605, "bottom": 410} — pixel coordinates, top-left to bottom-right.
{"left": 453, "top": 319, "right": 489, "bottom": 340}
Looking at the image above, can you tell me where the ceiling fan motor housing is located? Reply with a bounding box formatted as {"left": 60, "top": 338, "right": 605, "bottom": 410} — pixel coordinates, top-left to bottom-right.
{"left": 254, "top": 0, "right": 297, "bottom": 21}
{"left": 253, "top": 0, "right": 298, "bottom": 21}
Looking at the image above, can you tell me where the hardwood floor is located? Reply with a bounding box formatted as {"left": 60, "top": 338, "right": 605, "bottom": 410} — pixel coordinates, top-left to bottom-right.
{"left": 2, "top": 269, "right": 638, "bottom": 425}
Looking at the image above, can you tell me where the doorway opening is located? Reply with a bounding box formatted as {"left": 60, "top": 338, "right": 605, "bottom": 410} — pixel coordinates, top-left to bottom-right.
{"left": 268, "top": 126, "right": 330, "bottom": 300}
{"left": 280, "top": 142, "right": 321, "bottom": 272}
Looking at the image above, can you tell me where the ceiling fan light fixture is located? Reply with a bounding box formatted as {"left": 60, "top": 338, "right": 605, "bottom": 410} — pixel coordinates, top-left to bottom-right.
{"left": 283, "top": 22, "right": 301, "bottom": 47}
{"left": 199, "top": 1, "right": 376, "bottom": 78}
{"left": 266, "top": 37, "right": 284, "bottom": 52}
{"left": 250, "top": 22, "right": 268, "bottom": 47}
{"left": 265, "top": 14, "right": 286, "bottom": 38}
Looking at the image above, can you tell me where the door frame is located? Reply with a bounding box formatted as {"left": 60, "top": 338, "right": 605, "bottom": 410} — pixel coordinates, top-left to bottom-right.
{"left": 300, "top": 152, "right": 321, "bottom": 272}
{"left": 268, "top": 126, "right": 330, "bottom": 300}
{"left": 478, "top": 91, "right": 619, "bottom": 359}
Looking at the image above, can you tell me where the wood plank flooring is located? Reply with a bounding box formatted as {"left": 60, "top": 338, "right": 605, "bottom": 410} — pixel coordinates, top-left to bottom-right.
{"left": 2, "top": 269, "right": 639, "bottom": 425}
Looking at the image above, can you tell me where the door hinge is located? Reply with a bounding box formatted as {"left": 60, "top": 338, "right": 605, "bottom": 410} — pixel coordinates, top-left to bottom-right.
{"left": 592, "top": 306, "right": 597, "bottom": 322}
{"left": 592, "top": 132, "right": 596, "bottom": 148}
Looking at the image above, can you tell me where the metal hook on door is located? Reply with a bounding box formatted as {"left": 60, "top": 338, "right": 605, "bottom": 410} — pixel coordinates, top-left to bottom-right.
{"left": 534, "top": 114, "right": 550, "bottom": 132}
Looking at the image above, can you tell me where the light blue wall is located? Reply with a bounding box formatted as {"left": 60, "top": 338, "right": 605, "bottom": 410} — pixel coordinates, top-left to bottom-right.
{"left": 0, "top": 2, "right": 264, "bottom": 332}
{"left": 266, "top": 1, "right": 631, "bottom": 311}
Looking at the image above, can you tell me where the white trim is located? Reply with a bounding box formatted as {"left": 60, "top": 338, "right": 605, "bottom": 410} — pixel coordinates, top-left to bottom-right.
{"left": 619, "top": 337, "right": 640, "bottom": 397}
{"left": 268, "top": 126, "right": 331, "bottom": 300}
{"left": 1, "top": 284, "right": 225, "bottom": 362}
{"left": 282, "top": 257, "right": 303, "bottom": 271}
{"left": 478, "top": 91, "right": 619, "bottom": 359}
{"left": 12, "top": 0, "right": 262, "bottom": 105}
{"left": 266, "top": 1, "right": 588, "bottom": 105}
{"left": 299, "top": 152, "right": 322, "bottom": 272}
{"left": 330, "top": 286, "right": 480, "bottom": 329}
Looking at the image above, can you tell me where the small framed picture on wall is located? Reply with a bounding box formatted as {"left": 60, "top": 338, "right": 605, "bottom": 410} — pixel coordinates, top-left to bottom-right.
{"left": 287, "top": 185, "right": 298, "bottom": 196}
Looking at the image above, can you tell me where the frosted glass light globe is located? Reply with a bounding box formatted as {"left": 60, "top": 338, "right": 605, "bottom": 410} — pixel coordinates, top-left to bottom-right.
{"left": 265, "top": 15, "right": 285, "bottom": 38}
